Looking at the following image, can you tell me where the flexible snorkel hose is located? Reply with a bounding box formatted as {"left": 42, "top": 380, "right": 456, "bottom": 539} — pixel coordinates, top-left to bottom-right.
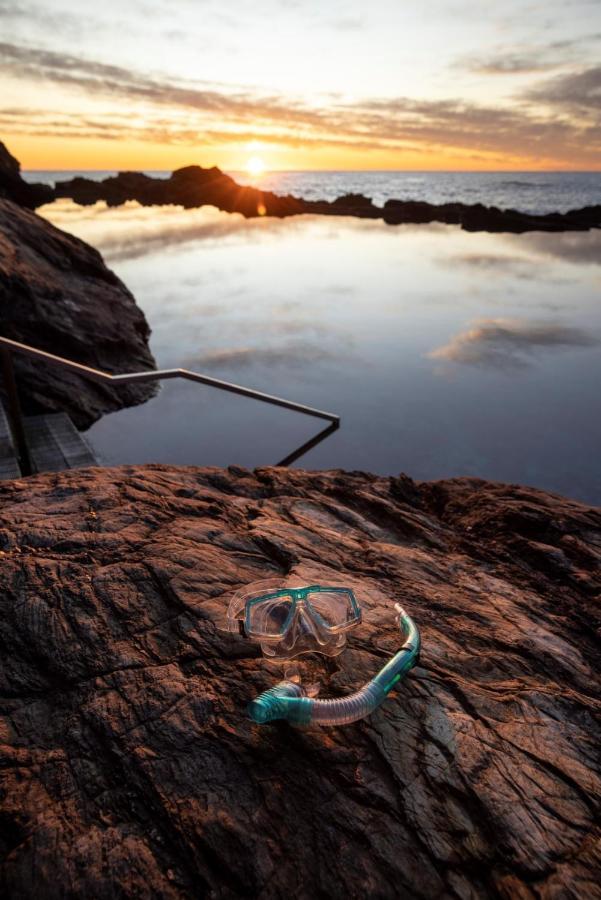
{"left": 248, "top": 604, "right": 420, "bottom": 726}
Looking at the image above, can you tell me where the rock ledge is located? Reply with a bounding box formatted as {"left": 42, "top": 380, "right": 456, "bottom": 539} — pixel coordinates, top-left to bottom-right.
{"left": 0, "top": 464, "right": 599, "bottom": 898}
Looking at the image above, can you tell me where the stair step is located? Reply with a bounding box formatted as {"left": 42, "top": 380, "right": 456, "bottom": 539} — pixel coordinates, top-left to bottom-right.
{"left": 0, "top": 402, "right": 21, "bottom": 480}
{"left": 24, "top": 412, "right": 98, "bottom": 473}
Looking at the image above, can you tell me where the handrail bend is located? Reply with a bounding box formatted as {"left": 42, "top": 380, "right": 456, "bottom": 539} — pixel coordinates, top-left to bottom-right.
{"left": 0, "top": 336, "right": 339, "bottom": 423}
{"left": 0, "top": 336, "right": 340, "bottom": 474}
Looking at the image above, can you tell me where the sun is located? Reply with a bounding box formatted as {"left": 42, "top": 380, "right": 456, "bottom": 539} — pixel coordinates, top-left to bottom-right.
{"left": 245, "top": 156, "right": 266, "bottom": 177}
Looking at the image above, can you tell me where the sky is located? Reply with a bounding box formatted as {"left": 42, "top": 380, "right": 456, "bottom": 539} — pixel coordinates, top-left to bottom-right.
{"left": 1, "top": 0, "right": 600, "bottom": 171}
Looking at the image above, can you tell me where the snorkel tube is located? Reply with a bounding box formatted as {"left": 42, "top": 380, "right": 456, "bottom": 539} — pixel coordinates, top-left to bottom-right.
{"left": 248, "top": 604, "right": 420, "bottom": 726}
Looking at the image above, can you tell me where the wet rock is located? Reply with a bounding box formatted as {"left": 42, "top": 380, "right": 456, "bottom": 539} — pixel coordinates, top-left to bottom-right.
{"left": 0, "top": 464, "right": 599, "bottom": 898}
{"left": 0, "top": 198, "right": 156, "bottom": 428}
{"left": 0, "top": 141, "right": 53, "bottom": 209}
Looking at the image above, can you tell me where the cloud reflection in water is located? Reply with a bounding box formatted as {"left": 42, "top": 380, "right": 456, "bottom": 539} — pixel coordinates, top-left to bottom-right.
{"left": 429, "top": 318, "right": 598, "bottom": 371}
{"left": 185, "top": 343, "right": 345, "bottom": 371}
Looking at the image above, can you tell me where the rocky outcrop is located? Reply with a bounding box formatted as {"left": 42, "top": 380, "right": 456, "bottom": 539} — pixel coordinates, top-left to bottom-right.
{"left": 54, "top": 165, "right": 310, "bottom": 217}
{"left": 0, "top": 134, "right": 594, "bottom": 233}
{"left": 0, "top": 198, "right": 156, "bottom": 429}
{"left": 54, "top": 165, "right": 601, "bottom": 233}
{"left": 382, "top": 198, "right": 601, "bottom": 233}
{"left": 0, "top": 464, "right": 599, "bottom": 898}
{"left": 0, "top": 141, "right": 53, "bottom": 209}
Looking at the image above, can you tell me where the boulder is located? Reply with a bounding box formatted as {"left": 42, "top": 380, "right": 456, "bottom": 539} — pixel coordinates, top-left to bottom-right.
{"left": 0, "top": 141, "right": 54, "bottom": 209}
{"left": 0, "top": 198, "right": 156, "bottom": 429}
{"left": 0, "top": 464, "right": 598, "bottom": 897}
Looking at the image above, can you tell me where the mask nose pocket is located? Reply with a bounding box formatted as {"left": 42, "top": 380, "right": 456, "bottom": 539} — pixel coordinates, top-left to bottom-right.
{"left": 297, "top": 603, "right": 330, "bottom": 646}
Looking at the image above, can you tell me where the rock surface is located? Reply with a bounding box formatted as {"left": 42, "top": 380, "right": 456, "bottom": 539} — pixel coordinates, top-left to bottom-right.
{"left": 0, "top": 141, "right": 53, "bottom": 209}
{"left": 0, "top": 464, "right": 599, "bottom": 898}
{"left": 0, "top": 198, "right": 156, "bottom": 429}
{"left": 54, "top": 165, "right": 601, "bottom": 233}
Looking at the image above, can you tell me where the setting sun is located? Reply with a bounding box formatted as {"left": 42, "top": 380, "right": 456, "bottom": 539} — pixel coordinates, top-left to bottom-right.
{"left": 245, "top": 156, "right": 266, "bottom": 177}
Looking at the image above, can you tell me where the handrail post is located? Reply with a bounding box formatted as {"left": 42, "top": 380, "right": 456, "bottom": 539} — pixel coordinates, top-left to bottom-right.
{"left": 0, "top": 348, "right": 33, "bottom": 476}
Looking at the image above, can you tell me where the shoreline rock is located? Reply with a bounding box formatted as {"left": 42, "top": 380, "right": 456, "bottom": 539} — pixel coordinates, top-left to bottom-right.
{"left": 0, "top": 197, "right": 157, "bottom": 428}
{"left": 0, "top": 463, "right": 599, "bottom": 897}
{"left": 0, "top": 141, "right": 53, "bottom": 209}
{"left": 52, "top": 164, "right": 601, "bottom": 234}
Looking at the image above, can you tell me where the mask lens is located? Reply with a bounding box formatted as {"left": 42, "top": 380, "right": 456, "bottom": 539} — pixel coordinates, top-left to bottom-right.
{"left": 307, "top": 589, "right": 358, "bottom": 630}
{"left": 247, "top": 594, "right": 293, "bottom": 637}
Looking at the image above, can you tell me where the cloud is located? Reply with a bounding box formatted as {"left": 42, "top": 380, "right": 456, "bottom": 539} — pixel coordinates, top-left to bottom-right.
{"left": 1, "top": 40, "right": 600, "bottom": 165}
{"left": 460, "top": 34, "right": 601, "bottom": 75}
{"left": 464, "top": 49, "right": 564, "bottom": 76}
{"left": 332, "top": 95, "right": 601, "bottom": 164}
{"left": 524, "top": 64, "right": 601, "bottom": 112}
{"left": 0, "top": 0, "right": 122, "bottom": 39}
{"left": 0, "top": 41, "right": 327, "bottom": 127}
{"left": 428, "top": 318, "right": 598, "bottom": 371}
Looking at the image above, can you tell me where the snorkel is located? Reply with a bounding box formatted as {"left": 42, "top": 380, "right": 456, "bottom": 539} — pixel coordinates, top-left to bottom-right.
{"left": 226, "top": 580, "right": 420, "bottom": 727}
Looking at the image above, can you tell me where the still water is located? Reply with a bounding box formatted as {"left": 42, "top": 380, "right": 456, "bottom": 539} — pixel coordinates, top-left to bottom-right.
{"left": 39, "top": 199, "right": 601, "bottom": 503}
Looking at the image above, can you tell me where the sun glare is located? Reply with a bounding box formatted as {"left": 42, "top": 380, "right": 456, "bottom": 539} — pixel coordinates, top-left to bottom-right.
{"left": 245, "top": 156, "right": 266, "bottom": 177}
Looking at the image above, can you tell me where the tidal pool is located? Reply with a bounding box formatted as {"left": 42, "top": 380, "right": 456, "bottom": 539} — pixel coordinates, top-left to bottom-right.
{"left": 39, "top": 200, "right": 601, "bottom": 503}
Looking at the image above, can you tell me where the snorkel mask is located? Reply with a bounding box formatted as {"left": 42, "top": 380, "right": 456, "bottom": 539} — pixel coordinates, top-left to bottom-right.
{"left": 227, "top": 579, "right": 362, "bottom": 659}
{"left": 226, "top": 578, "right": 420, "bottom": 727}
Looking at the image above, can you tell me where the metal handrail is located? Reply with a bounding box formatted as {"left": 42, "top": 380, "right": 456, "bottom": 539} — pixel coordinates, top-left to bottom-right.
{"left": 0, "top": 336, "right": 340, "bottom": 475}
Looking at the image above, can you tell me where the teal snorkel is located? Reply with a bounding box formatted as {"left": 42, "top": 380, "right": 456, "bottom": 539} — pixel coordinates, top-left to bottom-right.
{"left": 226, "top": 581, "right": 420, "bottom": 727}
{"left": 248, "top": 604, "right": 419, "bottom": 726}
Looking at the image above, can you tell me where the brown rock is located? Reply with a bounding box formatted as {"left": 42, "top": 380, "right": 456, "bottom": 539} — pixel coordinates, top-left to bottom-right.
{"left": 0, "top": 464, "right": 599, "bottom": 898}
{"left": 0, "top": 198, "right": 156, "bottom": 428}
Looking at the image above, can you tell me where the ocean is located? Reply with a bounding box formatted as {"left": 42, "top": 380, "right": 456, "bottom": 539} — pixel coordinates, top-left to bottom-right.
{"left": 24, "top": 169, "right": 601, "bottom": 215}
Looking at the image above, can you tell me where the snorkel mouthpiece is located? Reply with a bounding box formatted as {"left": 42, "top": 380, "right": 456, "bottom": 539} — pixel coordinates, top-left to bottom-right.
{"left": 247, "top": 681, "right": 313, "bottom": 726}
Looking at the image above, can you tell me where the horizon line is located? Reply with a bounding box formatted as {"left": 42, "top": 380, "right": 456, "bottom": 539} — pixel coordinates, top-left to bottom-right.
{"left": 22, "top": 167, "right": 601, "bottom": 174}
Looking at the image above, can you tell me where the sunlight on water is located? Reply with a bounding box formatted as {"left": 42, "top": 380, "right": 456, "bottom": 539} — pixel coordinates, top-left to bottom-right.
{"left": 39, "top": 199, "right": 601, "bottom": 502}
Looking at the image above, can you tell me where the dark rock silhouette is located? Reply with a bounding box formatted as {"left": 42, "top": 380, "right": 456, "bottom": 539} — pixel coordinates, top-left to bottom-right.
{"left": 383, "top": 198, "right": 601, "bottom": 233}
{"left": 53, "top": 164, "right": 601, "bottom": 233}
{"left": 0, "top": 198, "right": 157, "bottom": 428}
{"left": 0, "top": 135, "right": 596, "bottom": 233}
{"left": 0, "top": 140, "right": 53, "bottom": 209}
{"left": 0, "top": 464, "right": 599, "bottom": 898}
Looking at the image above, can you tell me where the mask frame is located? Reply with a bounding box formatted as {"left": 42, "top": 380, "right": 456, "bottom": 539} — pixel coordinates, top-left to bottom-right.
{"left": 226, "top": 579, "right": 362, "bottom": 659}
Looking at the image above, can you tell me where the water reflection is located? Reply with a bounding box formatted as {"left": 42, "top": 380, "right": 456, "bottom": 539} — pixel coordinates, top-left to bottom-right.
{"left": 440, "top": 253, "right": 544, "bottom": 281}
{"left": 38, "top": 200, "right": 601, "bottom": 504}
{"left": 41, "top": 199, "right": 308, "bottom": 263}
{"left": 429, "top": 318, "right": 598, "bottom": 371}
{"left": 501, "top": 230, "right": 601, "bottom": 266}
{"left": 186, "top": 343, "right": 348, "bottom": 371}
